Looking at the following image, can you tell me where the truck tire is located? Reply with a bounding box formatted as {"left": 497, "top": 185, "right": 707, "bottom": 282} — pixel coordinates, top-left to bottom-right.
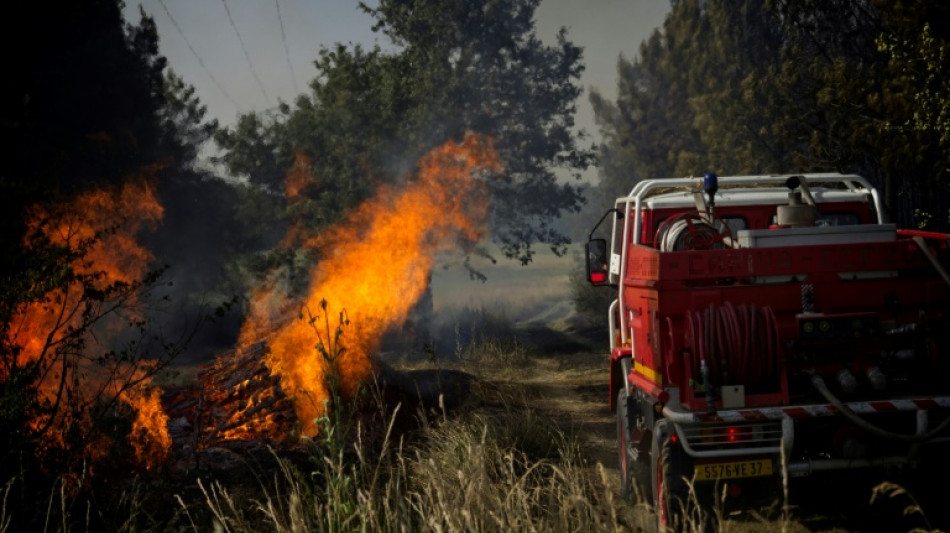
{"left": 651, "top": 418, "right": 692, "bottom": 532}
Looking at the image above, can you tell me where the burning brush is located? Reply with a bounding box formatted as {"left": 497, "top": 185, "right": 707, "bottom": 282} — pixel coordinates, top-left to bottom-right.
{"left": 166, "top": 133, "right": 502, "bottom": 447}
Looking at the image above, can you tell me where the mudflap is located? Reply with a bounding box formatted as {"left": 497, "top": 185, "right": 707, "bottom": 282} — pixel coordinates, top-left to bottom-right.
{"left": 617, "top": 387, "right": 651, "bottom": 501}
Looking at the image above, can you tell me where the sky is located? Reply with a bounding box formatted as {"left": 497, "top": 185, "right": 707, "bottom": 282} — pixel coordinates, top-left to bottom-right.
{"left": 115, "top": 1, "right": 673, "bottom": 326}
{"left": 121, "top": 0, "right": 671, "bottom": 183}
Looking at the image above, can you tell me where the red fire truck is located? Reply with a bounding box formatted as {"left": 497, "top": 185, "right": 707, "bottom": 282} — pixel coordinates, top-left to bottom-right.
{"left": 585, "top": 173, "right": 950, "bottom": 530}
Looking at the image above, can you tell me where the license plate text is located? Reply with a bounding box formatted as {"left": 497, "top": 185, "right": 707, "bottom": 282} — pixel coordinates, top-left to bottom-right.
{"left": 695, "top": 459, "right": 773, "bottom": 481}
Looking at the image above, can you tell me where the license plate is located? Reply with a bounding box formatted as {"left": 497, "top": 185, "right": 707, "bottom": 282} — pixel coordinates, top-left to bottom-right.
{"left": 695, "top": 459, "right": 773, "bottom": 481}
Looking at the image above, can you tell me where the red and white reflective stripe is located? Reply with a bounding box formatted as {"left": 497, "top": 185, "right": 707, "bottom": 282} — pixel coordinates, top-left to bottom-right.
{"left": 688, "top": 397, "right": 950, "bottom": 423}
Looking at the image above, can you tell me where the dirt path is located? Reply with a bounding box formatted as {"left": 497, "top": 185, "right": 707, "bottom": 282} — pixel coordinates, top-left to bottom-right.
{"left": 517, "top": 349, "right": 662, "bottom": 532}
{"left": 520, "top": 350, "right": 617, "bottom": 471}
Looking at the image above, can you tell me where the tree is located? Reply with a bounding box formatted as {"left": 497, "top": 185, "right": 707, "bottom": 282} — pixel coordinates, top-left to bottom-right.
{"left": 0, "top": 181, "right": 175, "bottom": 501}
{"left": 593, "top": 0, "right": 950, "bottom": 230}
{"left": 158, "top": 70, "right": 221, "bottom": 168}
{"left": 589, "top": 0, "right": 709, "bottom": 201}
{"left": 363, "top": 0, "right": 594, "bottom": 262}
{"left": 871, "top": 0, "right": 950, "bottom": 228}
{"left": 686, "top": 0, "right": 787, "bottom": 173}
{"left": 2, "top": 1, "right": 221, "bottom": 273}
{"left": 215, "top": 0, "right": 594, "bottom": 266}
{"left": 0, "top": 0, "right": 224, "bottom": 494}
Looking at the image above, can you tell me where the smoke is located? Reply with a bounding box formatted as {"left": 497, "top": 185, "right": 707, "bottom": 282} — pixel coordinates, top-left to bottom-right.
{"left": 141, "top": 172, "right": 283, "bottom": 364}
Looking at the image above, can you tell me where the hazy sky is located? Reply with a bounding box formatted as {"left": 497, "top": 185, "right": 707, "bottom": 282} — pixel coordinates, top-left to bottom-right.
{"left": 121, "top": 0, "right": 671, "bottom": 182}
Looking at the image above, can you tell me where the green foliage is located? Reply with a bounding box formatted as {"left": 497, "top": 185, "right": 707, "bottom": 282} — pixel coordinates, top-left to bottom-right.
{"left": 158, "top": 70, "right": 220, "bottom": 166}
{"left": 875, "top": 11, "right": 950, "bottom": 229}
{"left": 308, "top": 299, "right": 353, "bottom": 450}
{"left": 592, "top": 0, "right": 950, "bottom": 230}
{"left": 215, "top": 0, "right": 593, "bottom": 266}
{"left": 589, "top": 0, "right": 709, "bottom": 200}
{"left": 880, "top": 21, "right": 950, "bottom": 153}
{"left": 214, "top": 112, "right": 291, "bottom": 194}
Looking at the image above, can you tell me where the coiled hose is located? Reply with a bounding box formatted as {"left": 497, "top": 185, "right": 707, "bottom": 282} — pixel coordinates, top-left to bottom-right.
{"left": 684, "top": 302, "right": 780, "bottom": 387}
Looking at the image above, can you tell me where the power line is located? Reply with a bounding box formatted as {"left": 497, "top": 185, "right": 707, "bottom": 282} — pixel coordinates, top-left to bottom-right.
{"left": 275, "top": 0, "right": 300, "bottom": 94}
{"left": 220, "top": 0, "right": 272, "bottom": 103}
{"left": 156, "top": 0, "right": 240, "bottom": 112}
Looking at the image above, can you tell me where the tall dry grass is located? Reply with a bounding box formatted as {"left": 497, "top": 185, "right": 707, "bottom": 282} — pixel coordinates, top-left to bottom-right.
{"left": 185, "top": 389, "right": 630, "bottom": 532}
{"left": 2, "top": 311, "right": 945, "bottom": 532}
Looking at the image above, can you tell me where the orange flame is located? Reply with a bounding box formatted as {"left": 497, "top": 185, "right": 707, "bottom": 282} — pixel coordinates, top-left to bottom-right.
{"left": 284, "top": 150, "right": 313, "bottom": 202}
{"left": 239, "top": 133, "right": 501, "bottom": 436}
{"left": 7, "top": 178, "right": 171, "bottom": 468}
{"left": 280, "top": 150, "right": 318, "bottom": 250}
{"left": 123, "top": 379, "right": 172, "bottom": 469}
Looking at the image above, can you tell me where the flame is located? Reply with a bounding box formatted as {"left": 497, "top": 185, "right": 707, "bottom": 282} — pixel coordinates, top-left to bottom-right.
{"left": 123, "top": 380, "right": 172, "bottom": 469}
{"left": 280, "top": 150, "right": 319, "bottom": 251}
{"left": 6, "top": 178, "right": 170, "bottom": 468}
{"left": 284, "top": 150, "right": 313, "bottom": 202}
{"left": 239, "top": 133, "right": 501, "bottom": 436}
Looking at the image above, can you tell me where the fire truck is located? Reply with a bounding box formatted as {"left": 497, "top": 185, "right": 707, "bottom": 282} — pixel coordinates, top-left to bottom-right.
{"left": 585, "top": 173, "right": 950, "bottom": 529}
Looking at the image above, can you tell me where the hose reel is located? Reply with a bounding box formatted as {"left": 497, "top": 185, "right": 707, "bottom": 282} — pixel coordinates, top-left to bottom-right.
{"left": 656, "top": 212, "right": 733, "bottom": 252}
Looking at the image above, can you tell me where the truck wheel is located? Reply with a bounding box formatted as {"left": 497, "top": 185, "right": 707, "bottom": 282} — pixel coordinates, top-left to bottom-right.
{"left": 651, "top": 419, "right": 691, "bottom": 532}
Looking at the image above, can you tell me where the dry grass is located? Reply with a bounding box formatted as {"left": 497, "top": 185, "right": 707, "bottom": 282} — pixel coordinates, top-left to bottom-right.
{"left": 177, "top": 395, "right": 630, "bottom": 532}
{"left": 165, "top": 324, "right": 635, "bottom": 532}
{"left": 2, "top": 313, "right": 946, "bottom": 532}
{"left": 174, "top": 318, "right": 944, "bottom": 533}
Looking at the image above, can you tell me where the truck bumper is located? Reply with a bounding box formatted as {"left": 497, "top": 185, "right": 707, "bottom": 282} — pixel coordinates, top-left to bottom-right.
{"left": 662, "top": 396, "right": 950, "bottom": 475}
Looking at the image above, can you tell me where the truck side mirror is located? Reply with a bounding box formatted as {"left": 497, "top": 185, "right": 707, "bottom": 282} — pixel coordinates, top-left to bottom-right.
{"left": 586, "top": 239, "right": 609, "bottom": 285}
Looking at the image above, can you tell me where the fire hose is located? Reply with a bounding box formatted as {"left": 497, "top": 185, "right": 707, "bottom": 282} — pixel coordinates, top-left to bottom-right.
{"left": 810, "top": 374, "right": 950, "bottom": 442}
{"left": 685, "top": 302, "right": 780, "bottom": 387}
{"left": 655, "top": 211, "right": 734, "bottom": 252}
{"left": 686, "top": 303, "right": 950, "bottom": 441}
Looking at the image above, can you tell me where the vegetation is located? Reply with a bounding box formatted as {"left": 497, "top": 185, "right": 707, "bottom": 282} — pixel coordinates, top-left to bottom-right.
{"left": 0, "top": 0, "right": 228, "bottom": 524}
{"left": 2, "top": 313, "right": 944, "bottom": 532}
{"left": 3, "top": 0, "right": 950, "bottom": 531}
{"left": 184, "top": 388, "right": 626, "bottom": 532}
{"left": 590, "top": 0, "right": 950, "bottom": 231}
{"left": 215, "top": 0, "right": 593, "bottom": 268}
